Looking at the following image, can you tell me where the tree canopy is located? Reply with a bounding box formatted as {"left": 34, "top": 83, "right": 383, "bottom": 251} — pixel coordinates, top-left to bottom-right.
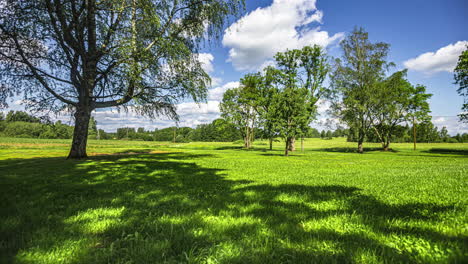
{"left": 330, "top": 27, "right": 393, "bottom": 153}
{"left": 454, "top": 45, "right": 468, "bottom": 122}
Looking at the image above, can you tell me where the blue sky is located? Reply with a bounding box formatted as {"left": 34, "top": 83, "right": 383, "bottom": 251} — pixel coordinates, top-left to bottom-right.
{"left": 3, "top": 0, "right": 468, "bottom": 134}
{"left": 199, "top": 0, "right": 468, "bottom": 134}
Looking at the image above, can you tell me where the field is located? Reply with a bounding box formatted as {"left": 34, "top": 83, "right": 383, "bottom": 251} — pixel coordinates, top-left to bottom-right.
{"left": 0, "top": 137, "right": 467, "bottom": 263}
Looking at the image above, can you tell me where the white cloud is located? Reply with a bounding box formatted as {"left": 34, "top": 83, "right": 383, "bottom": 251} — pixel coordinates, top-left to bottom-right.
{"left": 403, "top": 41, "right": 468, "bottom": 74}
{"left": 196, "top": 53, "right": 223, "bottom": 87}
{"left": 432, "top": 116, "right": 467, "bottom": 135}
{"left": 197, "top": 53, "right": 215, "bottom": 73}
{"left": 207, "top": 81, "right": 239, "bottom": 100}
{"left": 210, "top": 77, "right": 223, "bottom": 87}
{"left": 222, "top": 0, "right": 343, "bottom": 71}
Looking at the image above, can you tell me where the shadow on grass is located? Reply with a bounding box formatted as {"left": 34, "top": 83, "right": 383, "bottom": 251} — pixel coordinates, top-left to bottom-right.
{"left": 425, "top": 148, "right": 468, "bottom": 155}
{"left": 0, "top": 152, "right": 464, "bottom": 263}
{"left": 215, "top": 146, "right": 270, "bottom": 152}
{"left": 311, "top": 147, "right": 398, "bottom": 153}
{"left": 214, "top": 146, "right": 244, "bottom": 150}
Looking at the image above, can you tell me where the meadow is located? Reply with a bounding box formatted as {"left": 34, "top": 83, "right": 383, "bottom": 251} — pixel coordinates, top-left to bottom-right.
{"left": 0, "top": 137, "right": 467, "bottom": 263}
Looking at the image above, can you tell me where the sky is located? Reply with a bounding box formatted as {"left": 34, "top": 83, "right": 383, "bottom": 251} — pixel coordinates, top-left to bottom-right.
{"left": 2, "top": 0, "right": 468, "bottom": 134}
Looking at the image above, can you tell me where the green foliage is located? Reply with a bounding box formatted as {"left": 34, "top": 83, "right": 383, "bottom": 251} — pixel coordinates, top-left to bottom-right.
{"left": 89, "top": 117, "right": 97, "bottom": 133}
{"left": 0, "top": 138, "right": 466, "bottom": 263}
{"left": 190, "top": 119, "right": 241, "bottom": 142}
{"left": 2, "top": 121, "right": 44, "bottom": 138}
{"left": 0, "top": 0, "right": 245, "bottom": 113}
{"left": 271, "top": 85, "right": 310, "bottom": 154}
{"left": 370, "top": 70, "right": 432, "bottom": 149}
{"left": 5, "top": 111, "right": 41, "bottom": 123}
{"left": 454, "top": 46, "right": 468, "bottom": 122}
{"left": 330, "top": 27, "right": 393, "bottom": 152}
{"left": 0, "top": 119, "right": 74, "bottom": 139}
{"left": 220, "top": 85, "right": 256, "bottom": 148}
{"left": 267, "top": 45, "right": 329, "bottom": 155}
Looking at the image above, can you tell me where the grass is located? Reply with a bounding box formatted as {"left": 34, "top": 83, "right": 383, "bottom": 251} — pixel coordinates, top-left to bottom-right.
{"left": 0, "top": 137, "right": 467, "bottom": 263}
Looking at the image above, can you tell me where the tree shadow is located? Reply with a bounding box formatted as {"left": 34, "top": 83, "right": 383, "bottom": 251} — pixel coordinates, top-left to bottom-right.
{"left": 424, "top": 148, "right": 468, "bottom": 156}
{"left": 0, "top": 153, "right": 465, "bottom": 263}
{"left": 311, "top": 147, "right": 398, "bottom": 153}
{"left": 259, "top": 153, "right": 303, "bottom": 157}
{"left": 214, "top": 146, "right": 244, "bottom": 150}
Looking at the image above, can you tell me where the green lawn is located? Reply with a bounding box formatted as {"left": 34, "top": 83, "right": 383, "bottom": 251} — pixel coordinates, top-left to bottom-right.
{"left": 0, "top": 137, "right": 467, "bottom": 263}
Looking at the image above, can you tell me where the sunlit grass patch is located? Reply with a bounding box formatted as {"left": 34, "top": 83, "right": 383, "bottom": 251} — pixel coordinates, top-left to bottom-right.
{"left": 64, "top": 207, "right": 126, "bottom": 234}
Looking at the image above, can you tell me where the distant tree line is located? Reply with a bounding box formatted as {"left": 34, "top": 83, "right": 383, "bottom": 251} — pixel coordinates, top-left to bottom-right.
{"left": 0, "top": 111, "right": 108, "bottom": 139}
{"left": 2, "top": 111, "right": 467, "bottom": 144}
{"left": 351, "top": 123, "right": 468, "bottom": 144}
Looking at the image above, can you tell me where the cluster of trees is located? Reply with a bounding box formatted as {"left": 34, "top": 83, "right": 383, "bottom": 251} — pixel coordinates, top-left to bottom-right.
{"left": 330, "top": 28, "right": 433, "bottom": 152}
{"left": 221, "top": 45, "right": 330, "bottom": 155}
{"left": 360, "top": 123, "right": 468, "bottom": 144}
{"left": 0, "top": 111, "right": 73, "bottom": 138}
{"left": 221, "top": 28, "right": 434, "bottom": 155}
{"left": 115, "top": 119, "right": 251, "bottom": 142}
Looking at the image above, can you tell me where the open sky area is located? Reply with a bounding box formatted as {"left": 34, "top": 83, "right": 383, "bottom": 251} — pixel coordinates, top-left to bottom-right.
{"left": 2, "top": 0, "right": 467, "bottom": 134}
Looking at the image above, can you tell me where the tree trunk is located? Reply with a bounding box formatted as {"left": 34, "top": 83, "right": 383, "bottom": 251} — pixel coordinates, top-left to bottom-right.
{"left": 301, "top": 136, "right": 304, "bottom": 152}
{"left": 383, "top": 142, "right": 390, "bottom": 151}
{"left": 288, "top": 137, "right": 296, "bottom": 151}
{"left": 413, "top": 116, "right": 417, "bottom": 151}
{"left": 68, "top": 108, "right": 91, "bottom": 159}
{"left": 244, "top": 126, "right": 250, "bottom": 148}
{"left": 357, "top": 139, "right": 364, "bottom": 154}
{"left": 284, "top": 138, "right": 289, "bottom": 156}
{"left": 251, "top": 125, "right": 255, "bottom": 144}
{"left": 269, "top": 138, "right": 273, "bottom": 150}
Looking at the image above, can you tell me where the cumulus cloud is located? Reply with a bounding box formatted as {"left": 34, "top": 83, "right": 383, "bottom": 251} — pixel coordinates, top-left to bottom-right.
{"left": 403, "top": 41, "right": 468, "bottom": 74}
{"left": 222, "top": 0, "right": 343, "bottom": 71}
{"left": 196, "top": 53, "right": 223, "bottom": 86}
{"left": 197, "top": 53, "right": 215, "bottom": 73}
{"left": 207, "top": 81, "right": 239, "bottom": 100}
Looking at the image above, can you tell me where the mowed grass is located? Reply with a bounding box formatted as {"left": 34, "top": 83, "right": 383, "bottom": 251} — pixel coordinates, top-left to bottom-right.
{"left": 0, "top": 137, "right": 467, "bottom": 264}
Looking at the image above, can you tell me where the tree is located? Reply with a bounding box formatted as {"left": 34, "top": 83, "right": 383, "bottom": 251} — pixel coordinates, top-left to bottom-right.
{"left": 454, "top": 46, "right": 468, "bottom": 122}
{"left": 271, "top": 85, "right": 310, "bottom": 156}
{"left": 330, "top": 27, "right": 393, "bottom": 153}
{"left": 370, "top": 70, "right": 432, "bottom": 150}
{"left": 257, "top": 67, "right": 279, "bottom": 150}
{"left": 439, "top": 126, "right": 449, "bottom": 142}
{"left": 272, "top": 45, "right": 329, "bottom": 152}
{"left": 220, "top": 85, "right": 256, "bottom": 148}
{"left": 0, "top": 0, "right": 244, "bottom": 158}
{"left": 0, "top": 112, "right": 4, "bottom": 121}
